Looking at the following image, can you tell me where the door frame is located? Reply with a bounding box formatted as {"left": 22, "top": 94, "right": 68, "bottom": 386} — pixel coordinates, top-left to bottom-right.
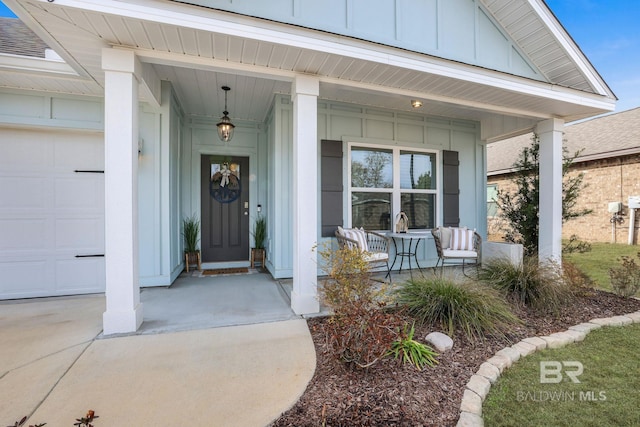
{"left": 191, "top": 147, "right": 258, "bottom": 270}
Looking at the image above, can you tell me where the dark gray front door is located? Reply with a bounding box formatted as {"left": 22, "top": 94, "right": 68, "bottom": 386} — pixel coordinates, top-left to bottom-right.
{"left": 201, "top": 155, "right": 250, "bottom": 262}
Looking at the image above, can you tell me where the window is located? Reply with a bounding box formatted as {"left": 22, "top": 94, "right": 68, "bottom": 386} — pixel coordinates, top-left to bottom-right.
{"left": 350, "top": 147, "right": 393, "bottom": 230}
{"left": 349, "top": 145, "right": 438, "bottom": 231}
{"left": 487, "top": 184, "right": 498, "bottom": 217}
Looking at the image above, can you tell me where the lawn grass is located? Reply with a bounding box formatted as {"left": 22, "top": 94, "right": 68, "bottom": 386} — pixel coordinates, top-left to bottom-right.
{"left": 563, "top": 242, "right": 640, "bottom": 291}
{"left": 483, "top": 324, "right": 640, "bottom": 427}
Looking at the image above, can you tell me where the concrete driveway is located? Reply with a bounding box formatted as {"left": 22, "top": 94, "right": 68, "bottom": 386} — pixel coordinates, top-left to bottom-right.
{"left": 0, "top": 292, "right": 315, "bottom": 426}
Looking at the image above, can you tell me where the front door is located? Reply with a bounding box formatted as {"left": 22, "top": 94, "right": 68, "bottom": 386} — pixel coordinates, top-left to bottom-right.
{"left": 201, "top": 155, "right": 250, "bottom": 262}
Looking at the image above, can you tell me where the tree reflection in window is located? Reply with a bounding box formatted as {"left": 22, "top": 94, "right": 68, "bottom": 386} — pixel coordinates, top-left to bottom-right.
{"left": 351, "top": 148, "right": 392, "bottom": 188}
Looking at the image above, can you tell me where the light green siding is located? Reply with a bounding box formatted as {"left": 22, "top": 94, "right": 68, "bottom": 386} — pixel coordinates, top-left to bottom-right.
{"left": 181, "top": 0, "right": 542, "bottom": 80}
{"left": 267, "top": 95, "right": 484, "bottom": 278}
{"left": 0, "top": 90, "right": 103, "bottom": 130}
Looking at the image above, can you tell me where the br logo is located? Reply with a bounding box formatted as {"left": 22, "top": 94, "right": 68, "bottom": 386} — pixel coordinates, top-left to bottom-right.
{"left": 539, "top": 361, "right": 584, "bottom": 383}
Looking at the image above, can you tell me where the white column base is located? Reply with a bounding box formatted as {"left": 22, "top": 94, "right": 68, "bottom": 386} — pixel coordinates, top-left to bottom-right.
{"left": 103, "top": 303, "right": 144, "bottom": 335}
{"left": 291, "top": 291, "right": 319, "bottom": 315}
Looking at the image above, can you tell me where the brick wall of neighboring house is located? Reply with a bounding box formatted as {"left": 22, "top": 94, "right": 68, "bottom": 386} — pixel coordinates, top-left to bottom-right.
{"left": 487, "top": 153, "right": 640, "bottom": 244}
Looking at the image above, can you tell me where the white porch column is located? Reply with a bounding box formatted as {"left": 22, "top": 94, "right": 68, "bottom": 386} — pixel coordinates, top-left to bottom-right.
{"left": 102, "top": 49, "right": 143, "bottom": 334}
{"left": 291, "top": 75, "right": 320, "bottom": 314}
{"left": 536, "top": 118, "right": 564, "bottom": 264}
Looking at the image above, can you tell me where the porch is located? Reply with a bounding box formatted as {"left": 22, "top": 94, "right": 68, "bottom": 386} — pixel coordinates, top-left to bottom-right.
{"left": 138, "top": 270, "right": 300, "bottom": 334}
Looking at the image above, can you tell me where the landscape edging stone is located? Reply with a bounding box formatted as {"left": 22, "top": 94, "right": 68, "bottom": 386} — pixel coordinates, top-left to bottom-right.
{"left": 455, "top": 310, "right": 640, "bottom": 427}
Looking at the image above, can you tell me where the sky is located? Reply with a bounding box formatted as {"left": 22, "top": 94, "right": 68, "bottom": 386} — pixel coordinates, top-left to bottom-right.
{"left": 0, "top": 1, "right": 639, "bottom": 114}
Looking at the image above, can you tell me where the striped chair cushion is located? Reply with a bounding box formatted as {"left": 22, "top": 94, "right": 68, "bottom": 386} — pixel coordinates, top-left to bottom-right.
{"left": 450, "top": 227, "right": 474, "bottom": 251}
{"left": 341, "top": 227, "right": 369, "bottom": 252}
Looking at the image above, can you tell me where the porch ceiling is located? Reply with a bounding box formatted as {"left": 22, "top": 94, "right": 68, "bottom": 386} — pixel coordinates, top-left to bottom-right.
{"left": 1, "top": 0, "right": 616, "bottom": 141}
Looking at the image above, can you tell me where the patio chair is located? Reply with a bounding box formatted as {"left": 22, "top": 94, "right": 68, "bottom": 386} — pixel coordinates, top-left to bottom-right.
{"left": 431, "top": 227, "right": 481, "bottom": 276}
{"left": 335, "top": 227, "right": 392, "bottom": 281}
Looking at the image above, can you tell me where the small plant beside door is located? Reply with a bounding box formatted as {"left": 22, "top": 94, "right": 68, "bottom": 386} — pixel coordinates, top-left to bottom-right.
{"left": 182, "top": 214, "right": 201, "bottom": 272}
{"left": 251, "top": 214, "right": 266, "bottom": 269}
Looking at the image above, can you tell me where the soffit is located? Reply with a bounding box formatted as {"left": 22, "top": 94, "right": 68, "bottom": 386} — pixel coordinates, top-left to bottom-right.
{"left": 1, "top": 0, "right": 616, "bottom": 138}
{"left": 481, "top": 0, "right": 614, "bottom": 98}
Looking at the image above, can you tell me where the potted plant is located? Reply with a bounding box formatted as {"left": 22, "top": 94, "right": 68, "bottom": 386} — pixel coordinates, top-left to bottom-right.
{"left": 251, "top": 214, "right": 267, "bottom": 269}
{"left": 182, "top": 214, "right": 201, "bottom": 272}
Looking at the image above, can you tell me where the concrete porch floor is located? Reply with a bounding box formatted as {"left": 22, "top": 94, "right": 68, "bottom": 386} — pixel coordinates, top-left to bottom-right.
{"left": 139, "top": 269, "right": 300, "bottom": 334}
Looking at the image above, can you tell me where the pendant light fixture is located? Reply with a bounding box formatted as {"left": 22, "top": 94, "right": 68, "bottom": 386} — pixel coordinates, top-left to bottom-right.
{"left": 217, "top": 85, "right": 235, "bottom": 142}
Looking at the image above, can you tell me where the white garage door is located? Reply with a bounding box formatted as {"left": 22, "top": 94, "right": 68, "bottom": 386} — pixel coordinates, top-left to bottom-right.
{"left": 0, "top": 128, "right": 105, "bottom": 299}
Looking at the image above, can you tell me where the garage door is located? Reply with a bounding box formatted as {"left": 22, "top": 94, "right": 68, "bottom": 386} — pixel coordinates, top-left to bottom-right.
{"left": 0, "top": 128, "right": 105, "bottom": 299}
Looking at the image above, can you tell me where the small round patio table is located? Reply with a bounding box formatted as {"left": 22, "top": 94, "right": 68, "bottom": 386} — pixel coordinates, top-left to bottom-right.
{"left": 386, "top": 231, "right": 430, "bottom": 277}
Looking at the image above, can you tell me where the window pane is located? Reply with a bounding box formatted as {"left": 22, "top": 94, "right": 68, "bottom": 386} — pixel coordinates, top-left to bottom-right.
{"left": 351, "top": 147, "right": 393, "bottom": 188}
{"left": 401, "top": 193, "right": 435, "bottom": 229}
{"left": 400, "top": 151, "right": 436, "bottom": 189}
{"left": 352, "top": 192, "right": 391, "bottom": 230}
{"left": 487, "top": 184, "right": 498, "bottom": 217}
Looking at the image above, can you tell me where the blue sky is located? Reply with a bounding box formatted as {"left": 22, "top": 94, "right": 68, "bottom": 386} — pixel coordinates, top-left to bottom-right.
{"left": 1, "top": 1, "right": 638, "bottom": 113}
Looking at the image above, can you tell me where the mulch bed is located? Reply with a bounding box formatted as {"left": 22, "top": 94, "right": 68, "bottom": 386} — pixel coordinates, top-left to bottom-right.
{"left": 271, "top": 290, "right": 640, "bottom": 427}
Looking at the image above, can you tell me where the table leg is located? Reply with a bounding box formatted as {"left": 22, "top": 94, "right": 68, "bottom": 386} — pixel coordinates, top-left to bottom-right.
{"left": 412, "top": 238, "right": 424, "bottom": 275}
{"left": 389, "top": 237, "right": 399, "bottom": 273}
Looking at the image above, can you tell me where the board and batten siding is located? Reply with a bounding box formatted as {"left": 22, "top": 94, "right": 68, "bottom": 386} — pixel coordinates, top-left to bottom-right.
{"left": 176, "top": 0, "right": 541, "bottom": 81}
{"left": 268, "top": 94, "right": 483, "bottom": 279}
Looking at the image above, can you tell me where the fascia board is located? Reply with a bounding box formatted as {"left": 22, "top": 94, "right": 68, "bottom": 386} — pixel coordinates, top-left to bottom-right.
{"left": 0, "top": 53, "right": 79, "bottom": 76}
{"left": 528, "top": 0, "right": 616, "bottom": 99}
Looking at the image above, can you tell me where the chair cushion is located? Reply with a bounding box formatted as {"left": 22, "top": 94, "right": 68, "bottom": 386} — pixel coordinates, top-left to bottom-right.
{"left": 363, "top": 252, "right": 388, "bottom": 262}
{"left": 450, "top": 227, "right": 474, "bottom": 251}
{"left": 438, "top": 227, "right": 452, "bottom": 249}
{"left": 442, "top": 249, "right": 478, "bottom": 258}
{"left": 342, "top": 227, "right": 369, "bottom": 252}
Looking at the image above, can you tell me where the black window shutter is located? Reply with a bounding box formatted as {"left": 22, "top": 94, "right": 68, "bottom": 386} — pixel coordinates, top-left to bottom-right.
{"left": 442, "top": 150, "right": 460, "bottom": 227}
{"left": 321, "top": 140, "right": 344, "bottom": 237}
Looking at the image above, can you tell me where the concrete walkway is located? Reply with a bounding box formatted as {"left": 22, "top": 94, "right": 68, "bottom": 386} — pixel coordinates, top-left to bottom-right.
{"left": 0, "top": 287, "right": 316, "bottom": 426}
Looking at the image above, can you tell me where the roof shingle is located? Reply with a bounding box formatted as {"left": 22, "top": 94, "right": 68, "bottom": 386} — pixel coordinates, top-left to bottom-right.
{"left": 488, "top": 107, "right": 640, "bottom": 174}
{"left": 0, "top": 17, "right": 49, "bottom": 57}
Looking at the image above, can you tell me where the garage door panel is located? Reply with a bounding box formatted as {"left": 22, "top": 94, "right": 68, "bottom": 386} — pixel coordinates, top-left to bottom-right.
{"left": 0, "top": 129, "right": 105, "bottom": 299}
{"left": 0, "top": 260, "right": 50, "bottom": 295}
{"left": 0, "top": 177, "right": 49, "bottom": 210}
{"left": 54, "top": 138, "right": 104, "bottom": 171}
{"left": 56, "top": 217, "right": 104, "bottom": 250}
{"left": 55, "top": 258, "right": 105, "bottom": 292}
{"left": 0, "top": 137, "right": 52, "bottom": 171}
{"left": 0, "top": 218, "right": 50, "bottom": 251}
{"left": 54, "top": 177, "right": 104, "bottom": 210}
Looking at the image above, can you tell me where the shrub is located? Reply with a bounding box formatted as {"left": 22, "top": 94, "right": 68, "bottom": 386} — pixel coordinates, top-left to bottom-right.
{"left": 478, "top": 257, "right": 570, "bottom": 313}
{"left": 562, "top": 260, "right": 595, "bottom": 296}
{"left": 325, "top": 302, "right": 404, "bottom": 368}
{"left": 388, "top": 323, "right": 438, "bottom": 371}
{"left": 318, "top": 245, "right": 402, "bottom": 368}
{"left": 394, "top": 277, "right": 519, "bottom": 340}
{"left": 609, "top": 252, "right": 640, "bottom": 298}
{"left": 562, "top": 234, "right": 592, "bottom": 254}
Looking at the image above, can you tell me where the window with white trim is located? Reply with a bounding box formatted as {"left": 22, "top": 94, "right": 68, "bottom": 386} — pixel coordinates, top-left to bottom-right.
{"left": 349, "top": 144, "right": 438, "bottom": 231}
{"left": 487, "top": 184, "right": 498, "bottom": 217}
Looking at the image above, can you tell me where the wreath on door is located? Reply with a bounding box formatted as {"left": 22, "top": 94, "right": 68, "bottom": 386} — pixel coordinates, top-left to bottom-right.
{"left": 210, "top": 162, "right": 241, "bottom": 203}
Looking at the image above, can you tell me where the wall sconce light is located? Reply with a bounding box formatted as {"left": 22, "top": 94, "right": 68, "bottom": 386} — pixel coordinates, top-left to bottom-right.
{"left": 411, "top": 99, "right": 423, "bottom": 108}
{"left": 217, "top": 86, "right": 235, "bottom": 142}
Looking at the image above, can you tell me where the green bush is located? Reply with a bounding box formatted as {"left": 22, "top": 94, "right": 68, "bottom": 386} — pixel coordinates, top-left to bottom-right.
{"left": 388, "top": 323, "right": 438, "bottom": 371}
{"left": 394, "top": 277, "right": 519, "bottom": 340}
{"left": 609, "top": 252, "right": 640, "bottom": 298}
{"left": 182, "top": 214, "right": 200, "bottom": 253}
{"left": 478, "top": 257, "right": 570, "bottom": 312}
